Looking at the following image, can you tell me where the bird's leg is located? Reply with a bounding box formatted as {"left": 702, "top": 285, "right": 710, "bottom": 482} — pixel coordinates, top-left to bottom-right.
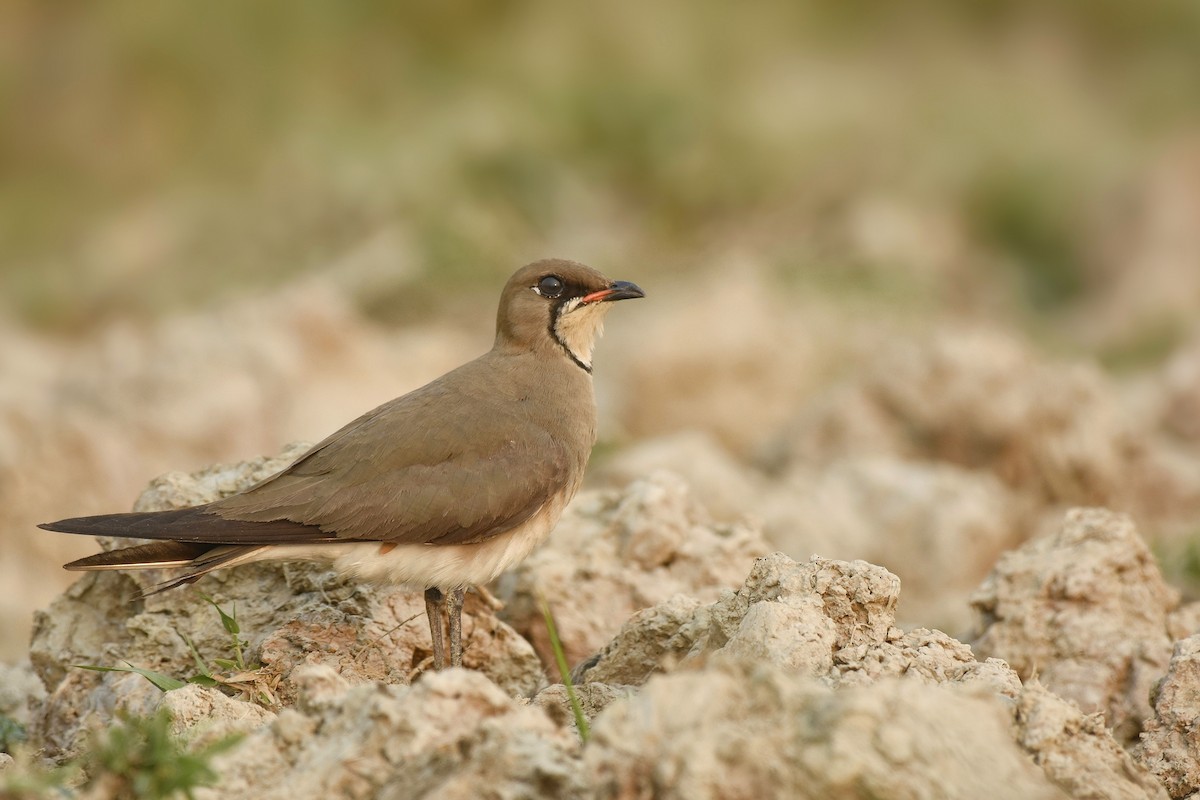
{"left": 448, "top": 588, "right": 465, "bottom": 668}
{"left": 424, "top": 587, "right": 446, "bottom": 670}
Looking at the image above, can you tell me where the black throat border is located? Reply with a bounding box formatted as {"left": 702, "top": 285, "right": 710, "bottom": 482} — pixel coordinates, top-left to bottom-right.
{"left": 548, "top": 300, "right": 593, "bottom": 374}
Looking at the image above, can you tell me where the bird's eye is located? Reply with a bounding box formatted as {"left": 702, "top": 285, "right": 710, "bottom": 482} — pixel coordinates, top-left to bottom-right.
{"left": 536, "top": 275, "right": 565, "bottom": 298}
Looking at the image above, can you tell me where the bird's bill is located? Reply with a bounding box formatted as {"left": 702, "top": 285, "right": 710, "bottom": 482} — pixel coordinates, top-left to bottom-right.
{"left": 580, "top": 281, "right": 646, "bottom": 304}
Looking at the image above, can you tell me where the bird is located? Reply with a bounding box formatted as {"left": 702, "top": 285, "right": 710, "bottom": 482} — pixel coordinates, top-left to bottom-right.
{"left": 39, "top": 259, "right": 644, "bottom": 670}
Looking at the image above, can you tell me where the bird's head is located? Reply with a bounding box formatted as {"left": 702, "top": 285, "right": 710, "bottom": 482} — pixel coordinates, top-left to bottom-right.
{"left": 495, "top": 259, "right": 644, "bottom": 371}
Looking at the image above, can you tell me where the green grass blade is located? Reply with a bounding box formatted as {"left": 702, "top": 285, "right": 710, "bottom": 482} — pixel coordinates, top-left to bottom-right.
{"left": 182, "top": 634, "right": 213, "bottom": 678}
{"left": 537, "top": 593, "right": 590, "bottom": 743}
{"left": 200, "top": 593, "right": 240, "bottom": 635}
{"left": 73, "top": 663, "right": 188, "bottom": 692}
{"left": 188, "top": 675, "right": 221, "bottom": 687}
{"left": 199, "top": 592, "right": 247, "bottom": 669}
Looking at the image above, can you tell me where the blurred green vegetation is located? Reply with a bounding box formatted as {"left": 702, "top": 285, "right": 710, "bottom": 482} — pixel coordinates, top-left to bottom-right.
{"left": 1154, "top": 533, "right": 1200, "bottom": 602}
{"left": 2, "top": 0, "right": 1199, "bottom": 339}
{"left": 0, "top": 713, "right": 26, "bottom": 753}
{"left": 84, "top": 708, "right": 241, "bottom": 799}
{"left": 0, "top": 708, "right": 241, "bottom": 800}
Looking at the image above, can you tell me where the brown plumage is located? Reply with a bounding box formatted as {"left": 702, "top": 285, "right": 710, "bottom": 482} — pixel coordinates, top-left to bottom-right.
{"left": 40, "top": 259, "right": 644, "bottom": 668}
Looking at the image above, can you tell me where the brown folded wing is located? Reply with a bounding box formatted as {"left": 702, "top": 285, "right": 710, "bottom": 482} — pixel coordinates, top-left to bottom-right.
{"left": 42, "top": 355, "right": 579, "bottom": 548}
{"left": 209, "top": 365, "right": 575, "bottom": 546}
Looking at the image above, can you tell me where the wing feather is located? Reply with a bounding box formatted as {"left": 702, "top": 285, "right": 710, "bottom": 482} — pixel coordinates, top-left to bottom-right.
{"left": 38, "top": 506, "right": 330, "bottom": 544}
{"left": 43, "top": 355, "right": 584, "bottom": 549}
{"left": 210, "top": 358, "right": 577, "bottom": 545}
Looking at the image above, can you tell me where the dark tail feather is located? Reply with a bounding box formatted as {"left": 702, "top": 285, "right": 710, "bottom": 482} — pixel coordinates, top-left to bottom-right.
{"left": 64, "top": 541, "right": 215, "bottom": 571}
{"left": 63, "top": 538, "right": 269, "bottom": 597}
{"left": 136, "top": 544, "right": 268, "bottom": 596}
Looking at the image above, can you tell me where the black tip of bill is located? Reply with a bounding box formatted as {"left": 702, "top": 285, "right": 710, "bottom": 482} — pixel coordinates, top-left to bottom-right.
{"left": 582, "top": 281, "right": 645, "bottom": 304}
{"left": 608, "top": 280, "right": 645, "bottom": 301}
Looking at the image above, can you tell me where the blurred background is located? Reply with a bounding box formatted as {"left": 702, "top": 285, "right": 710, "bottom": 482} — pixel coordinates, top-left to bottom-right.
{"left": 4, "top": 0, "right": 1200, "bottom": 659}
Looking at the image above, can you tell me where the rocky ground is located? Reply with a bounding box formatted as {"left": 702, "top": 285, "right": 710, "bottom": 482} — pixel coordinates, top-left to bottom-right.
{"left": 6, "top": 4, "right": 1200, "bottom": 796}
{"left": 5, "top": 263, "right": 1200, "bottom": 796}
{"left": 3, "top": 441, "right": 1200, "bottom": 797}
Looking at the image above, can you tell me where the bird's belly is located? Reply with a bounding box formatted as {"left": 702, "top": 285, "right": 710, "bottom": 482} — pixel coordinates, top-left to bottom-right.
{"left": 320, "top": 500, "right": 564, "bottom": 589}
